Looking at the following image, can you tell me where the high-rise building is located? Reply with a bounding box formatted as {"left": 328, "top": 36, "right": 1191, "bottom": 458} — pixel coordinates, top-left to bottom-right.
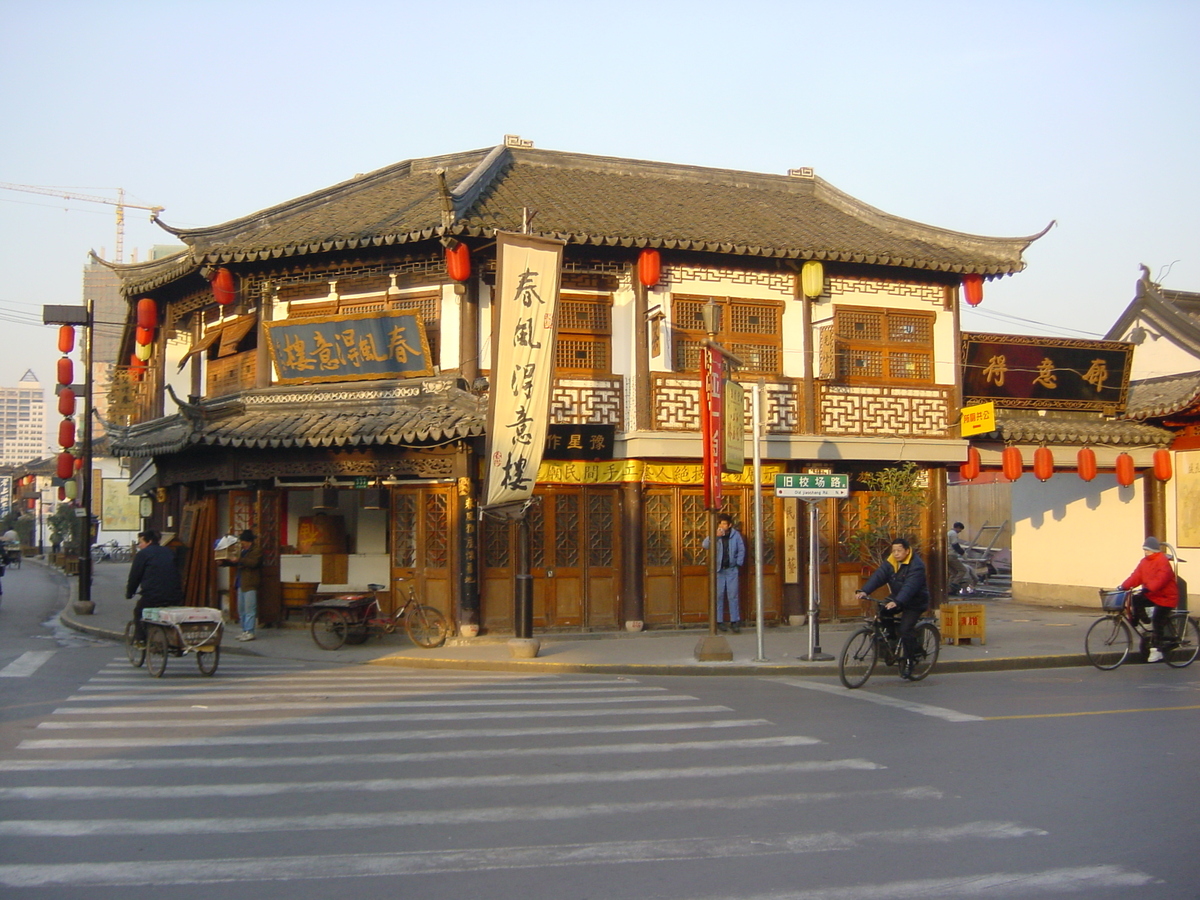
{"left": 0, "top": 370, "right": 47, "bottom": 466}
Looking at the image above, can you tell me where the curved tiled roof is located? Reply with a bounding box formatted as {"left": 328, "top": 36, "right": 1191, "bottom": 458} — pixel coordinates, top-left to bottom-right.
{"left": 121, "top": 144, "right": 1045, "bottom": 293}
{"left": 109, "top": 379, "right": 485, "bottom": 458}
{"left": 983, "top": 411, "right": 1173, "bottom": 447}
{"left": 1124, "top": 370, "right": 1200, "bottom": 420}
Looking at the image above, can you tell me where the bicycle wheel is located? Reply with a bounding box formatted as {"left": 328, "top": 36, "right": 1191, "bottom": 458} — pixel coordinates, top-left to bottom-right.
{"left": 838, "top": 627, "right": 878, "bottom": 689}
{"left": 405, "top": 605, "right": 449, "bottom": 648}
{"left": 907, "top": 622, "right": 941, "bottom": 681}
{"left": 1085, "top": 616, "right": 1132, "bottom": 670}
{"left": 196, "top": 642, "right": 220, "bottom": 676}
{"left": 1164, "top": 615, "right": 1200, "bottom": 668}
{"left": 310, "top": 609, "right": 348, "bottom": 650}
{"left": 124, "top": 620, "right": 145, "bottom": 668}
{"left": 146, "top": 627, "right": 168, "bottom": 678}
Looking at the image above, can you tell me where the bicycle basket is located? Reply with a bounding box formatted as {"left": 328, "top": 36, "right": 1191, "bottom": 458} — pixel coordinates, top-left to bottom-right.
{"left": 1099, "top": 589, "right": 1130, "bottom": 610}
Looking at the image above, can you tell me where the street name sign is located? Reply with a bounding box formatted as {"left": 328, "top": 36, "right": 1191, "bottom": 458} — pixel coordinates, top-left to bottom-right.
{"left": 774, "top": 473, "right": 850, "bottom": 499}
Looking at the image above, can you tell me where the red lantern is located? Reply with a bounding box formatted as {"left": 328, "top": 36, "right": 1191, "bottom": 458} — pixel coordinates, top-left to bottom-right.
{"left": 211, "top": 267, "right": 237, "bottom": 305}
{"left": 1077, "top": 447, "right": 1097, "bottom": 482}
{"left": 130, "top": 354, "right": 146, "bottom": 380}
{"left": 638, "top": 248, "right": 661, "bottom": 288}
{"left": 57, "top": 387, "right": 76, "bottom": 417}
{"left": 1153, "top": 448, "right": 1172, "bottom": 482}
{"left": 74, "top": 456, "right": 84, "bottom": 472}
{"left": 56, "top": 451, "right": 74, "bottom": 480}
{"left": 136, "top": 325, "right": 154, "bottom": 346}
{"left": 136, "top": 297, "right": 158, "bottom": 330}
{"left": 959, "top": 445, "right": 981, "bottom": 481}
{"left": 57, "top": 486, "right": 66, "bottom": 502}
{"left": 27, "top": 499, "right": 35, "bottom": 510}
{"left": 1002, "top": 446, "right": 1023, "bottom": 481}
{"left": 445, "top": 243, "right": 471, "bottom": 282}
{"left": 1033, "top": 447, "right": 1054, "bottom": 482}
{"left": 58, "top": 325, "right": 75, "bottom": 353}
{"left": 58, "top": 419, "right": 75, "bottom": 450}
{"left": 1115, "top": 452, "right": 1135, "bottom": 487}
{"left": 57, "top": 356, "right": 73, "bottom": 387}
{"left": 962, "top": 273, "right": 984, "bottom": 307}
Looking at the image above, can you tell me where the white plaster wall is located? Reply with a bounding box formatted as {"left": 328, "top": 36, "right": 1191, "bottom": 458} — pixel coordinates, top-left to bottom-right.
{"left": 1011, "top": 473, "right": 1146, "bottom": 606}
{"left": 608, "top": 280, "right": 636, "bottom": 378}
{"left": 437, "top": 284, "right": 461, "bottom": 372}
{"left": 1117, "top": 317, "right": 1200, "bottom": 380}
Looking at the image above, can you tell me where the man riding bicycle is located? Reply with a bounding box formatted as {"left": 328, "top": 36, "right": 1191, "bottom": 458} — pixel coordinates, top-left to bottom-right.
{"left": 855, "top": 537, "right": 930, "bottom": 680}
{"left": 1118, "top": 536, "right": 1178, "bottom": 663}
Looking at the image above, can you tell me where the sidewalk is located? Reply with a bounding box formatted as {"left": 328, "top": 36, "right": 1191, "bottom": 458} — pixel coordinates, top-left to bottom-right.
{"left": 52, "top": 557, "right": 1103, "bottom": 676}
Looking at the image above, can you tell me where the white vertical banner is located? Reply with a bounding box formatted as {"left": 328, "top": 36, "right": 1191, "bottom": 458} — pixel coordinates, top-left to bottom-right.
{"left": 482, "top": 232, "right": 565, "bottom": 511}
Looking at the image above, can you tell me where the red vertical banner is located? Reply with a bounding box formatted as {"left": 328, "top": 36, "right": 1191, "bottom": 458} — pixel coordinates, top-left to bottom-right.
{"left": 701, "top": 346, "right": 724, "bottom": 509}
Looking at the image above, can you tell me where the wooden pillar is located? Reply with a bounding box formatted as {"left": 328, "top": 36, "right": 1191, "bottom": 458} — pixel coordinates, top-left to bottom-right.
{"left": 621, "top": 480, "right": 645, "bottom": 627}
{"left": 928, "top": 465, "right": 948, "bottom": 609}
{"left": 1144, "top": 472, "right": 1167, "bottom": 541}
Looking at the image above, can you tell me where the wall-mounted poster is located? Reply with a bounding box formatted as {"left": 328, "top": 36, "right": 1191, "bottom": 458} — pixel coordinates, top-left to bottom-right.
{"left": 101, "top": 479, "right": 141, "bottom": 532}
{"left": 1177, "top": 450, "right": 1200, "bottom": 548}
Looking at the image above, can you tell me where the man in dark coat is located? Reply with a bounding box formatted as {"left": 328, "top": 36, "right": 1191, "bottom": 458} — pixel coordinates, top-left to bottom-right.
{"left": 855, "top": 537, "right": 931, "bottom": 679}
{"left": 126, "top": 530, "right": 184, "bottom": 643}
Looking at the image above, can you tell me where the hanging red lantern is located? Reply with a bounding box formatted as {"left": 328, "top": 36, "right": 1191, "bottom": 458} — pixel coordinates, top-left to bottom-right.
{"left": 638, "top": 248, "right": 661, "bottom": 288}
{"left": 135, "top": 325, "right": 154, "bottom": 346}
{"left": 962, "top": 273, "right": 984, "bottom": 307}
{"left": 959, "top": 445, "right": 981, "bottom": 481}
{"left": 56, "top": 451, "right": 74, "bottom": 480}
{"left": 1153, "top": 448, "right": 1172, "bottom": 482}
{"left": 1077, "top": 447, "right": 1097, "bottom": 482}
{"left": 1033, "top": 447, "right": 1054, "bottom": 482}
{"left": 130, "top": 354, "right": 146, "bottom": 380}
{"left": 74, "top": 455, "right": 84, "bottom": 472}
{"left": 1115, "top": 452, "right": 1136, "bottom": 487}
{"left": 445, "top": 244, "right": 471, "bottom": 282}
{"left": 57, "top": 356, "right": 73, "bottom": 386}
{"left": 58, "top": 325, "right": 75, "bottom": 353}
{"left": 136, "top": 297, "right": 158, "bottom": 330}
{"left": 1002, "top": 446, "right": 1023, "bottom": 481}
{"left": 57, "top": 486, "right": 66, "bottom": 502}
{"left": 57, "top": 387, "right": 76, "bottom": 417}
{"left": 57, "top": 419, "right": 75, "bottom": 450}
{"left": 211, "top": 267, "right": 237, "bottom": 305}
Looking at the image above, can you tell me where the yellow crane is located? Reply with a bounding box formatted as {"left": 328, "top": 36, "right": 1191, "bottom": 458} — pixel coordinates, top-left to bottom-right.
{"left": 0, "top": 182, "right": 164, "bottom": 263}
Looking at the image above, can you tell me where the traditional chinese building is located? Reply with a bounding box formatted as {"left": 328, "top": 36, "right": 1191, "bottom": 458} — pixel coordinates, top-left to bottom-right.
{"left": 107, "top": 138, "right": 1046, "bottom": 632}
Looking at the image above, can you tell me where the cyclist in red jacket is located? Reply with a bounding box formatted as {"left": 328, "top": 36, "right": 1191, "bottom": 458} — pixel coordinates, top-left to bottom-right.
{"left": 1119, "top": 536, "right": 1178, "bottom": 663}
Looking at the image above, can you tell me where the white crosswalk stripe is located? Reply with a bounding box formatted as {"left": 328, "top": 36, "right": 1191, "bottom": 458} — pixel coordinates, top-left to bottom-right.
{"left": 0, "top": 654, "right": 1155, "bottom": 896}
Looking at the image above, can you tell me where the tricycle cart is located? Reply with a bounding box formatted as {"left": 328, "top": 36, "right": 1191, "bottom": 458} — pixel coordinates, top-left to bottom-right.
{"left": 132, "top": 607, "right": 224, "bottom": 677}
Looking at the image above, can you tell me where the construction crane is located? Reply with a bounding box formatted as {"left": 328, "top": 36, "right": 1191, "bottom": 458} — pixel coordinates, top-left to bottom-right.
{"left": 0, "top": 182, "right": 164, "bottom": 263}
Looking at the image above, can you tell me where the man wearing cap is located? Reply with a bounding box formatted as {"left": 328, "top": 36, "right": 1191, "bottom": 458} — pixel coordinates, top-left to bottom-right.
{"left": 223, "top": 530, "right": 263, "bottom": 641}
{"left": 1119, "top": 536, "right": 1178, "bottom": 663}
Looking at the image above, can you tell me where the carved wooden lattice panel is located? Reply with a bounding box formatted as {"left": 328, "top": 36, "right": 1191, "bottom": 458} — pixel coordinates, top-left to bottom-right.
{"left": 424, "top": 492, "right": 449, "bottom": 568}
{"left": 555, "top": 494, "right": 581, "bottom": 568}
{"left": 587, "top": 492, "right": 615, "bottom": 567}
{"left": 483, "top": 514, "right": 510, "bottom": 568}
{"left": 392, "top": 493, "right": 417, "bottom": 568}
{"left": 682, "top": 494, "right": 708, "bottom": 566}
{"left": 550, "top": 377, "right": 622, "bottom": 425}
{"left": 819, "top": 385, "right": 950, "bottom": 437}
{"left": 529, "top": 501, "right": 546, "bottom": 569}
{"left": 645, "top": 494, "right": 673, "bottom": 567}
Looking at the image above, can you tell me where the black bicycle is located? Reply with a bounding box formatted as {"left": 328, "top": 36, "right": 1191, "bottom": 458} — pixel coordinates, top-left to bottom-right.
{"left": 1086, "top": 590, "right": 1199, "bottom": 670}
{"left": 838, "top": 600, "right": 941, "bottom": 689}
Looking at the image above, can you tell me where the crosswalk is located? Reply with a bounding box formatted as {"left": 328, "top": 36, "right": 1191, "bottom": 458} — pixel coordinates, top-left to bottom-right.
{"left": 0, "top": 657, "right": 1154, "bottom": 896}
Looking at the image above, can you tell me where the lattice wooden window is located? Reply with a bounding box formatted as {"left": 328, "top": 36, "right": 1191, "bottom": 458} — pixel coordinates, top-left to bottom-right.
{"left": 671, "top": 295, "right": 782, "bottom": 376}
{"left": 682, "top": 494, "right": 708, "bottom": 566}
{"left": 645, "top": 494, "right": 674, "bottom": 567}
{"left": 555, "top": 494, "right": 581, "bottom": 568}
{"left": 833, "top": 305, "right": 934, "bottom": 385}
{"left": 587, "top": 493, "right": 615, "bottom": 567}
{"left": 483, "top": 515, "right": 510, "bottom": 568}
{"left": 392, "top": 493, "right": 418, "bottom": 568}
{"left": 555, "top": 293, "right": 611, "bottom": 373}
{"left": 424, "top": 492, "right": 449, "bottom": 568}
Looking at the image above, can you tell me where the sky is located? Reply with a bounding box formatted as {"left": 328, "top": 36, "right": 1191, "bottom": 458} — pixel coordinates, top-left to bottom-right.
{"left": 2, "top": 0, "right": 1198, "bottom": 397}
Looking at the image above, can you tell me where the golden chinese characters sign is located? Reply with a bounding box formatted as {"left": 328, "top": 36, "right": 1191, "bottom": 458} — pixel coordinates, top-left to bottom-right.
{"left": 962, "top": 332, "right": 1133, "bottom": 411}
{"left": 264, "top": 310, "right": 432, "bottom": 384}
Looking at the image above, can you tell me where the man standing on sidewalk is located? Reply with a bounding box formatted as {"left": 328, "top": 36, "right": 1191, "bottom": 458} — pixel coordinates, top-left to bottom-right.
{"left": 223, "top": 530, "right": 262, "bottom": 641}
{"left": 702, "top": 513, "right": 746, "bottom": 633}
{"left": 125, "top": 531, "right": 183, "bottom": 644}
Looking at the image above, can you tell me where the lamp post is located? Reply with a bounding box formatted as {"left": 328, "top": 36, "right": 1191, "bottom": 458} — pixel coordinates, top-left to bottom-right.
{"left": 43, "top": 302, "right": 94, "bottom": 612}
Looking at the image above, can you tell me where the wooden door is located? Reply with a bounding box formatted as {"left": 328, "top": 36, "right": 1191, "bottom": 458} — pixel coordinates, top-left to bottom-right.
{"left": 390, "top": 485, "right": 454, "bottom": 623}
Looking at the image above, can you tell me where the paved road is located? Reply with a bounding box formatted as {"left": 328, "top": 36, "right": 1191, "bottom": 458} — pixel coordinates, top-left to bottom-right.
{"left": 0, "top": 647, "right": 1196, "bottom": 898}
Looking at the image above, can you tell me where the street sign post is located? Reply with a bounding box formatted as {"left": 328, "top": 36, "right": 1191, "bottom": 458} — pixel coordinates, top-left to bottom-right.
{"left": 775, "top": 473, "right": 848, "bottom": 661}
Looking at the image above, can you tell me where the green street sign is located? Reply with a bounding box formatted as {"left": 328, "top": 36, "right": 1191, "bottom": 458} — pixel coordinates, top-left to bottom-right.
{"left": 774, "top": 473, "right": 850, "bottom": 498}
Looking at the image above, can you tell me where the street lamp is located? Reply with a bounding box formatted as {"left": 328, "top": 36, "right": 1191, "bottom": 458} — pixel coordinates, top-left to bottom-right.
{"left": 43, "top": 302, "right": 95, "bottom": 613}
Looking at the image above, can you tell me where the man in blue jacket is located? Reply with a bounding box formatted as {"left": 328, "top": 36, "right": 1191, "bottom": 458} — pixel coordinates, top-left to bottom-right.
{"left": 703, "top": 513, "right": 747, "bottom": 633}
{"left": 855, "top": 537, "right": 930, "bottom": 679}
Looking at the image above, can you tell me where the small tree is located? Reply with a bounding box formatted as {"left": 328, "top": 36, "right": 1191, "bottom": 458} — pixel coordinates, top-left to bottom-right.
{"left": 49, "top": 504, "right": 76, "bottom": 554}
{"left": 843, "top": 463, "right": 928, "bottom": 567}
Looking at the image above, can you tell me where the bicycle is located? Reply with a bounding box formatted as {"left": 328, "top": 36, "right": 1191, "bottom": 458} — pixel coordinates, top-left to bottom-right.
{"left": 838, "top": 600, "right": 941, "bottom": 689}
{"left": 1085, "top": 590, "right": 1199, "bottom": 670}
{"left": 309, "top": 579, "right": 449, "bottom": 651}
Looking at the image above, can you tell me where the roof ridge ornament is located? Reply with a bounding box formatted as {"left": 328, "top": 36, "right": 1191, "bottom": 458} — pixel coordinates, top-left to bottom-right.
{"left": 787, "top": 167, "right": 815, "bottom": 179}
{"left": 504, "top": 134, "right": 534, "bottom": 149}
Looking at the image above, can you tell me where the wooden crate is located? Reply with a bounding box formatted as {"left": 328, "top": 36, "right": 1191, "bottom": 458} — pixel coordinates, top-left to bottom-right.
{"left": 940, "top": 602, "right": 986, "bottom": 645}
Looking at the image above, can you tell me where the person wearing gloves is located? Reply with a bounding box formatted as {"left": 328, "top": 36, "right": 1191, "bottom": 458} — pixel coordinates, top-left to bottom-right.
{"left": 1119, "top": 536, "right": 1178, "bottom": 663}
{"left": 855, "top": 537, "right": 931, "bottom": 679}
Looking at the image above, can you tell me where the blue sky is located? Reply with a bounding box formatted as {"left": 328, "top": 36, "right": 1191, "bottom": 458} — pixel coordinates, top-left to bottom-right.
{"left": 2, "top": 0, "right": 1198, "bottom": 390}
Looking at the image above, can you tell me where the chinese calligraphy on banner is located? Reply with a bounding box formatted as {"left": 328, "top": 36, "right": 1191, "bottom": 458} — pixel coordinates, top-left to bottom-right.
{"left": 482, "top": 232, "right": 565, "bottom": 511}
{"left": 264, "top": 310, "right": 432, "bottom": 384}
{"left": 701, "top": 346, "right": 724, "bottom": 509}
{"left": 961, "top": 333, "right": 1133, "bottom": 411}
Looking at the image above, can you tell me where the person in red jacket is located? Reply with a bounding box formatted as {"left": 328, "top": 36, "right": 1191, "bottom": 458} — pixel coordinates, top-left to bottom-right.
{"left": 1119, "top": 535, "right": 1178, "bottom": 663}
